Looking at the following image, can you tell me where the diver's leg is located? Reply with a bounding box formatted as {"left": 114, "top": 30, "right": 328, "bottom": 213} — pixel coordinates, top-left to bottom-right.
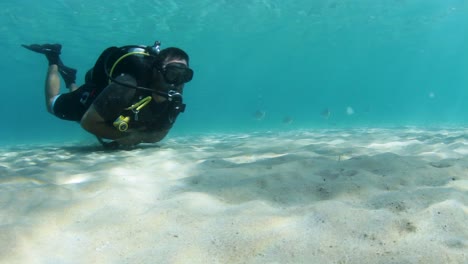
{"left": 69, "top": 83, "right": 78, "bottom": 92}
{"left": 45, "top": 65, "right": 61, "bottom": 114}
{"left": 58, "top": 62, "right": 77, "bottom": 89}
{"left": 22, "top": 43, "right": 77, "bottom": 89}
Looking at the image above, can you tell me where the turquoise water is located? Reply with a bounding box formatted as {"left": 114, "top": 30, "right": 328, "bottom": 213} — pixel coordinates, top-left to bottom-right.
{"left": 1, "top": 0, "right": 467, "bottom": 145}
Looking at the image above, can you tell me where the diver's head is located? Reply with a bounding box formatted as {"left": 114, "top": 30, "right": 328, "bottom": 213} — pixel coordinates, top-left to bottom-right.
{"left": 152, "top": 47, "right": 193, "bottom": 92}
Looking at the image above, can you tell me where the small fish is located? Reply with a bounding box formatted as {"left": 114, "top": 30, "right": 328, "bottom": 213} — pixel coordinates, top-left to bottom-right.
{"left": 363, "top": 106, "right": 371, "bottom": 113}
{"left": 253, "top": 110, "right": 266, "bottom": 120}
{"left": 282, "top": 116, "right": 293, "bottom": 124}
{"left": 321, "top": 108, "right": 331, "bottom": 119}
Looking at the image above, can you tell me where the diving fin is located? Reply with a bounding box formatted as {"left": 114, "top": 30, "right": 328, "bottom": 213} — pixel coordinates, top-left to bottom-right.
{"left": 21, "top": 43, "right": 62, "bottom": 56}
{"left": 22, "top": 43, "right": 77, "bottom": 87}
{"left": 21, "top": 43, "right": 62, "bottom": 65}
{"left": 58, "top": 64, "right": 77, "bottom": 88}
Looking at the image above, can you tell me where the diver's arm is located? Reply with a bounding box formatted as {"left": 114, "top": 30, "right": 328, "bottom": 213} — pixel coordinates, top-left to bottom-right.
{"left": 139, "top": 128, "right": 171, "bottom": 143}
{"left": 81, "top": 74, "right": 138, "bottom": 142}
{"left": 80, "top": 105, "right": 127, "bottom": 140}
{"left": 81, "top": 113, "right": 170, "bottom": 145}
{"left": 81, "top": 106, "right": 147, "bottom": 146}
{"left": 110, "top": 127, "right": 170, "bottom": 144}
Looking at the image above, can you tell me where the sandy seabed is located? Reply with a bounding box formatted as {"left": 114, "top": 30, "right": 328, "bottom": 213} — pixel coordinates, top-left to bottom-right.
{"left": 0, "top": 128, "right": 467, "bottom": 264}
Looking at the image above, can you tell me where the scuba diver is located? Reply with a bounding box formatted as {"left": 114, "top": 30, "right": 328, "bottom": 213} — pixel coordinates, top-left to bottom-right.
{"left": 22, "top": 41, "right": 194, "bottom": 148}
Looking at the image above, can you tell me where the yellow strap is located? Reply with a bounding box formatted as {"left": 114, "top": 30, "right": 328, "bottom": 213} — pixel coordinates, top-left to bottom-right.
{"left": 109, "top": 51, "right": 149, "bottom": 84}
{"left": 125, "top": 96, "right": 152, "bottom": 112}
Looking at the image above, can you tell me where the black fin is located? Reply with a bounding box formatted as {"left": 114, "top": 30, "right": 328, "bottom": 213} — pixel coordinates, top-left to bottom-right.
{"left": 58, "top": 64, "right": 77, "bottom": 87}
{"left": 22, "top": 43, "right": 62, "bottom": 65}
{"left": 21, "top": 43, "right": 62, "bottom": 55}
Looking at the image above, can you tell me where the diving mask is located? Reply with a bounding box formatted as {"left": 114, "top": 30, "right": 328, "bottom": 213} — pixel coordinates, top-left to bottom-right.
{"left": 160, "top": 63, "right": 194, "bottom": 86}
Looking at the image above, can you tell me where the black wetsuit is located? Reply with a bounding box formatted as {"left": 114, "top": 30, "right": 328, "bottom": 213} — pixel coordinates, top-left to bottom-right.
{"left": 52, "top": 47, "right": 175, "bottom": 131}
